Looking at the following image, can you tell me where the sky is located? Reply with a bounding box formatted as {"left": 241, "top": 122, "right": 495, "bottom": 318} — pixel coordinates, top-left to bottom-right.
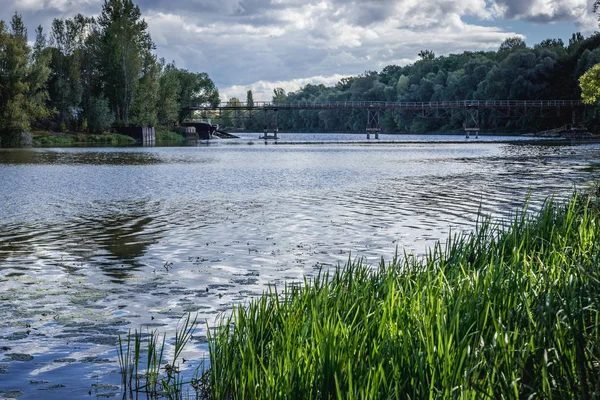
{"left": 1, "top": 0, "right": 599, "bottom": 101}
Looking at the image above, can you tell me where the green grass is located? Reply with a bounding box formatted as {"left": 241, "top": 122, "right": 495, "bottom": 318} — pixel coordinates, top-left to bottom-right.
{"left": 156, "top": 131, "right": 186, "bottom": 143}
{"left": 118, "top": 314, "right": 199, "bottom": 398}
{"left": 200, "top": 194, "right": 600, "bottom": 399}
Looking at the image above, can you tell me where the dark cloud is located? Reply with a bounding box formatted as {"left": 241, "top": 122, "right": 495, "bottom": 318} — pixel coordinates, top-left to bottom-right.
{"left": 491, "top": 0, "right": 593, "bottom": 23}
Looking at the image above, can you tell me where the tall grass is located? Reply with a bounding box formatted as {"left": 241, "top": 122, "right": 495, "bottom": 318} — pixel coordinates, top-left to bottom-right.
{"left": 118, "top": 314, "right": 199, "bottom": 399}
{"left": 201, "top": 194, "right": 600, "bottom": 399}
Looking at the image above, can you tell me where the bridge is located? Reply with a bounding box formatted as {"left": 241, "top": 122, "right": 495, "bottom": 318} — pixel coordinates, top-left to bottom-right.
{"left": 184, "top": 100, "right": 585, "bottom": 139}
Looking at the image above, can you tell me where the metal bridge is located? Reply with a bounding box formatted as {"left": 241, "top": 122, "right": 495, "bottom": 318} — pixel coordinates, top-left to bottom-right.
{"left": 184, "top": 100, "right": 585, "bottom": 139}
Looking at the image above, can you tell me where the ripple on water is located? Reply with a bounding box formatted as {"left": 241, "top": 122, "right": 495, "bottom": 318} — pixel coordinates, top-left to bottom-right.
{"left": 0, "top": 142, "right": 599, "bottom": 398}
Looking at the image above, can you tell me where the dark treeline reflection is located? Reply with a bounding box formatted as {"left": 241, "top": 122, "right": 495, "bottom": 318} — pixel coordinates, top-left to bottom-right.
{"left": 0, "top": 200, "right": 164, "bottom": 282}
{"left": 0, "top": 149, "right": 162, "bottom": 165}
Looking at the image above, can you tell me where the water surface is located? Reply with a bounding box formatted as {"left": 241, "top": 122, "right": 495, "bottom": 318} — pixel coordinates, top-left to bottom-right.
{"left": 1, "top": 136, "right": 599, "bottom": 398}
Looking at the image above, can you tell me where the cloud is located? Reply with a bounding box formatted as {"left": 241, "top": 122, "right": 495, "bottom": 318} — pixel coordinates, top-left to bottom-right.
{"left": 0, "top": 0, "right": 595, "bottom": 96}
{"left": 490, "top": 0, "right": 596, "bottom": 30}
{"left": 220, "top": 74, "right": 350, "bottom": 101}
{"left": 143, "top": 1, "right": 519, "bottom": 91}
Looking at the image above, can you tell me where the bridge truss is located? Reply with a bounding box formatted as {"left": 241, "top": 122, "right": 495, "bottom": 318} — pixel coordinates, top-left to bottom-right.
{"left": 184, "top": 100, "right": 584, "bottom": 139}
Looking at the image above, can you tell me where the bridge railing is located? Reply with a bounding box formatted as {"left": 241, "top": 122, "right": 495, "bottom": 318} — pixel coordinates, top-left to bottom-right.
{"left": 186, "top": 99, "right": 583, "bottom": 110}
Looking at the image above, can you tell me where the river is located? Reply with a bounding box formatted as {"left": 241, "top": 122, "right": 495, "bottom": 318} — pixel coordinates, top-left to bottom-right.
{"left": 1, "top": 133, "right": 599, "bottom": 398}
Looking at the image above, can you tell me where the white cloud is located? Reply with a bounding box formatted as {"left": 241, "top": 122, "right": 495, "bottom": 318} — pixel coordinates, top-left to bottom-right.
{"left": 220, "top": 74, "right": 350, "bottom": 101}
{"left": 145, "top": 2, "right": 524, "bottom": 89}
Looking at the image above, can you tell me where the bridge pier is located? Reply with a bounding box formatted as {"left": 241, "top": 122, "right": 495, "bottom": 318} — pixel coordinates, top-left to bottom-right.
{"left": 465, "top": 106, "right": 480, "bottom": 139}
{"left": 366, "top": 108, "right": 381, "bottom": 139}
{"left": 261, "top": 109, "right": 279, "bottom": 139}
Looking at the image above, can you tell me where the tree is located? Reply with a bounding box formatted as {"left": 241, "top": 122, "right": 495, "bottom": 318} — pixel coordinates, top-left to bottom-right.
{"left": 246, "top": 90, "right": 254, "bottom": 106}
{"left": 0, "top": 16, "right": 29, "bottom": 136}
{"left": 87, "top": 96, "right": 114, "bottom": 133}
{"left": 272, "top": 87, "right": 287, "bottom": 102}
{"left": 130, "top": 51, "right": 159, "bottom": 126}
{"left": 220, "top": 97, "right": 242, "bottom": 129}
{"left": 98, "top": 0, "right": 154, "bottom": 125}
{"left": 173, "top": 69, "right": 219, "bottom": 122}
{"left": 0, "top": 14, "right": 52, "bottom": 138}
{"left": 28, "top": 25, "right": 53, "bottom": 126}
{"left": 418, "top": 50, "right": 435, "bottom": 61}
{"left": 156, "top": 61, "right": 181, "bottom": 129}
{"left": 47, "top": 15, "right": 91, "bottom": 129}
{"left": 568, "top": 32, "right": 585, "bottom": 53}
{"left": 499, "top": 37, "right": 527, "bottom": 53}
{"left": 535, "top": 38, "right": 564, "bottom": 49}
{"left": 579, "top": 63, "right": 600, "bottom": 104}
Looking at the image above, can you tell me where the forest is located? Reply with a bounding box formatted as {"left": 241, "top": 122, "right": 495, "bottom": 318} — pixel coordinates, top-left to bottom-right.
{"left": 231, "top": 34, "right": 600, "bottom": 134}
{"left": 3, "top": 0, "right": 600, "bottom": 144}
{"left": 0, "top": 0, "right": 219, "bottom": 146}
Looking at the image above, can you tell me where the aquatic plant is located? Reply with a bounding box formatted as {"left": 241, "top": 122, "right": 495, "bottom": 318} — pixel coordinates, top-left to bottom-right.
{"left": 200, "top": 193, "right": 600, "bottom": 399}
{"left": 117, "top": 313, "right": 199, "bottom": 399}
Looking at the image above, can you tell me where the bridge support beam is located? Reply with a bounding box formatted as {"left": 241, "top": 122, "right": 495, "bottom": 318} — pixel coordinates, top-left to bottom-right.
{"left": 366, "top": 108, "right": 381, "bottom": 139}
{"left": 465, "top": 106, "right": 480, "bottom": 139}
{"left": 262, "top": 109, "right": 279, "bottom": 139}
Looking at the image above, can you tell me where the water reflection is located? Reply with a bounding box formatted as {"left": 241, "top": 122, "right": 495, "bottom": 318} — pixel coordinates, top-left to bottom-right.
{"left": 0, "top": 148, "right": 162, "bottom": 165}
{"left": 78, "top": 201, "right": 163, "bottom": 281}
{"left": 0, "top": 200, "right": 163, "bottom": 281}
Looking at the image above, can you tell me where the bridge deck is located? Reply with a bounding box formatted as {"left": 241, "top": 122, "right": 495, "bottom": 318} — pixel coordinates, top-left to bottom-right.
{"left": 186, "top": 100, "right": 583, "bottom": 111}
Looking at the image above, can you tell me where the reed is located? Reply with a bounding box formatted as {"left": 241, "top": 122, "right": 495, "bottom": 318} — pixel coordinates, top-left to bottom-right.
{"left": 117, "top": 314, "right": 199, "bottom": 399}
{"left": 200, "top": 193, "right": 600, "bottom": 399}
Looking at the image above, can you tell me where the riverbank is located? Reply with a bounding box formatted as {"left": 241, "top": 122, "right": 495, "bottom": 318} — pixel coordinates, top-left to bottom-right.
{"left": 33, "top": 131, "right": 136, "bottom": 146}
{"left": 192, "top": 193, "right": 600, "bottom": 399}
{"left": 0, "top": 131, "right": 187, "bottom": 147}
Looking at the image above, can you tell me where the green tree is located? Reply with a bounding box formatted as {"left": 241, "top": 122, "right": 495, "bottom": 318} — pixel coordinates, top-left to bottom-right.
{"left": 246, "top": 90, "right": 254, "bottom": 106}
{"left": 0, "top": 16, "right": 28, "bottom": 136}
{"left": 28, "top": 25, "right": 53, "bottom": 126}
{"left": 418, "top": 49, "right": 435, "bottom": 61}
{"left": 579, "top": 63, "right": 600, "bottom": 104}
{"left": 156, "top": 61, "right": 181, "bottom": 129}
{"left": 98, "top": 0, "right": 154, "bottom": 125}
{"left": 498, "top": 36, "right": 527, "bottom": 54}
{"left": 175, "top": 69, "right": 220, "bottom": 121}
{"left": 568, "top": 32, "right": 585, "bottom": 53}
{"left": 130, "top": 51, "right": 159, "bottom": 126}
{"left": 47, "top": 15, "right": 91, "bottom": 129}
{"left": 0, "top": 14, "right": 52, "bottom": 140}
{"left": 272, "top": 87, "right": 287, "bottom": 102}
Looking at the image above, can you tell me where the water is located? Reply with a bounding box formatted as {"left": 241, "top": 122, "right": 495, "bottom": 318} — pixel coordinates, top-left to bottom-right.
{"left": 235, "top": 132, "right": 541, "bottom": 142}
{"left": 1, "top": 135, "right": 599, "bottom": 398}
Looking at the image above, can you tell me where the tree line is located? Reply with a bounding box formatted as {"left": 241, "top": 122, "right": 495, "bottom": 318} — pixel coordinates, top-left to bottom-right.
{"left": 0, "top": 0, "right": 219, "bottom": 144}
{"left": 4, "top": 0, "right": 600, "bottom": 140}
{"left": 229, "top": 34, "right": 600, "bottom": 134}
